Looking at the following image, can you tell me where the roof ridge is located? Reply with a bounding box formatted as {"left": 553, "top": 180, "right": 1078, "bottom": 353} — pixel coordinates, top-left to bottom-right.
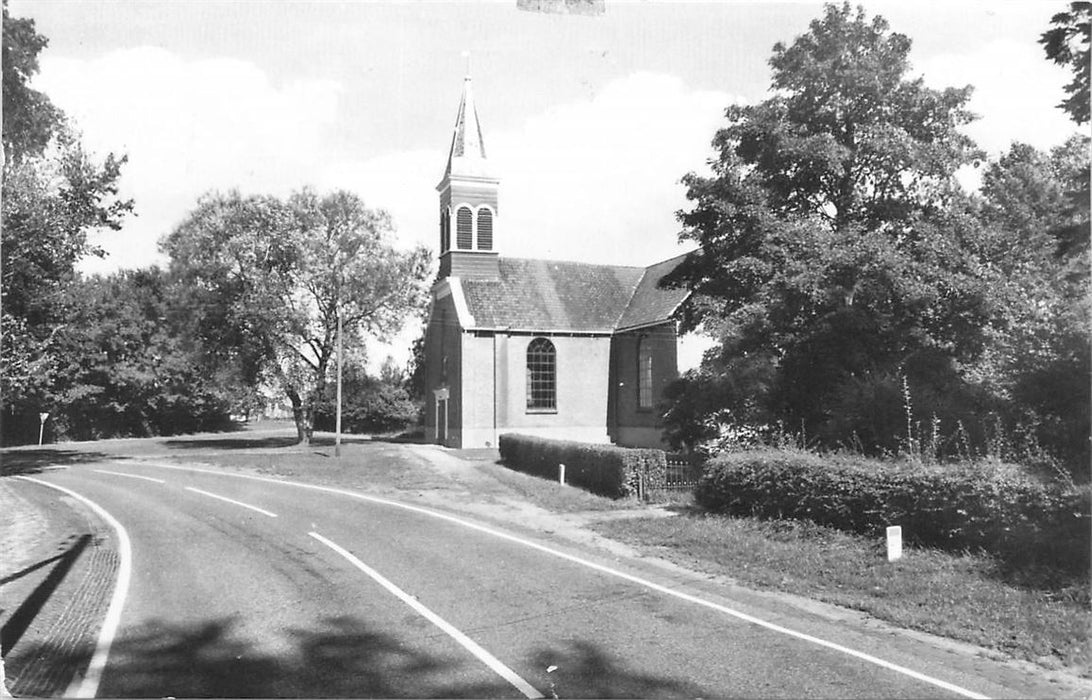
{"left": 615, "top": 266, "right": 650, "bottom": 328}
{"left": 500, "top": 255, "right": 645, "bottom": 271}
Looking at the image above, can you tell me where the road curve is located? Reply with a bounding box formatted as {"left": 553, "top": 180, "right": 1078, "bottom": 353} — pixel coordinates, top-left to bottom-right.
{"left": 9, "top": 459, "right": 1068, "bottom": 698}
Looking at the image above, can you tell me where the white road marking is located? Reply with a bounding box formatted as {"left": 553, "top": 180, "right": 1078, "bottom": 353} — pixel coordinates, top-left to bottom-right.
{"left": 93, "top": 469, "right": 166, "bottom": 484}
{"left": 310, "top": 532, "right": 544, "bottom": 699}
{"left": 131, "top": 460, "right": 988, "bottom": 699}
{"left": 17, "top": 476, "right": 133, "bottom": 699}
{"left": 184, "top": 487, "right": 277, "bottom": 518}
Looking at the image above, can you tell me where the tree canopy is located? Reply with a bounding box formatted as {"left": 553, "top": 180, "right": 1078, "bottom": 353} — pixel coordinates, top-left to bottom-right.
{"left": 665, "top": 2, "right": 991, "bottom": 450}
{"left": 1040, "top": 1, "right": 1091, "bottom": 125}
{"left": 1, "top": 2, "right": 133, "bottom": 442}
{"left": 162, "top": 189, "right": 431, "bottom": 444}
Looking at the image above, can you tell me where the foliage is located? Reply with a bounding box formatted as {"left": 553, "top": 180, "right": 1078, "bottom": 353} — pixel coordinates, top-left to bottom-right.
{"left": 498, "top": 433, "right": 666, "bottom": 499}
{"left": 662, "top": 3, "right": 1090, "bottom": 475}
{"left": 1, "top": 3, "right": 133, "bottom": 443}
{"left": 695, "top": 449, "right": 1091, "bottom": 574}
{"left": 162, "top": 189, "right": 431, "bottom": 445}
{"left": 2, "top": 0, "right": 62, "bottom": 163}
{"left": 314, "top": 358, "right": 421, "bottom": 435}
{"left": 1040, "top": 1, "right": 1091, "bottom": 125}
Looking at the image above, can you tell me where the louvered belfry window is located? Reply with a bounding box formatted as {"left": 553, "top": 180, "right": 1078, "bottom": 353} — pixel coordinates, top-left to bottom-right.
{"left": 440, "top": 205, "right": 450, "bottom": 252}
{"left": 526, "top": 337, "right": 556, "bottom": 411}
{"left": 456, "top": 206, "right": 473, "bottom": 249}
{"left": 638, "top": 338, "right": 654, "bottom": 409}
{"left": 477, "top": 208, "right": 493, "bottom": 250}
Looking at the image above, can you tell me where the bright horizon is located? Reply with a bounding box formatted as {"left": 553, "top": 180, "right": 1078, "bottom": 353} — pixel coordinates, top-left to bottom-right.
{"left": 11, "top": 0, "right": 1084, "bottom": 369}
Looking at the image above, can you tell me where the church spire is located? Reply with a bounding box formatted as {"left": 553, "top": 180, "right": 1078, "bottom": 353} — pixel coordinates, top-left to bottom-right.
{"left": 436, "top": 69, "right": 500, "bottom": 281}
{"left": 444, "top": 73, "right": 490, "bottom": 177}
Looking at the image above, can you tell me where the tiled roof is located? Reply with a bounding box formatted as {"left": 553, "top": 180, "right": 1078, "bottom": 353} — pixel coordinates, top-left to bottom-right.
{"left": 616, "top": 251, "right": 691, "bottom": 330}
{"left": 459, "top": 253, "right": 691, "bottom": 333}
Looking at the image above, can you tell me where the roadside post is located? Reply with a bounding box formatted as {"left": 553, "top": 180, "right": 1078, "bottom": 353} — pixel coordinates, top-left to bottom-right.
{"left": 558, "top": 463, "right": 566, "bottom": 484}
{"left": 886, "top": 525, "right": 903, "bottom": 562}
{"left": 38, "top": 412, "right": 49, "bottom": 446}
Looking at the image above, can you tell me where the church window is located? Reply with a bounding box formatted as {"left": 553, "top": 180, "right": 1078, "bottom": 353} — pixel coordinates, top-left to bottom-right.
{"left": 477, "top": 208, "right": 493, "bottom": 250}
{"left": 526, "top": 337, "right": 556, "bottom": 411}
{"left": 638, "top": 338, "right": 653, "bottom": 409}
{"left": 456, "top": 206, "right": 473, "bottom": 249}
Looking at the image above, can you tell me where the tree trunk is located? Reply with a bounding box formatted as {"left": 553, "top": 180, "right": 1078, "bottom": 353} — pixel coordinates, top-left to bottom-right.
{"left": 287, "top": 388, "right": 310, "bottom": 446}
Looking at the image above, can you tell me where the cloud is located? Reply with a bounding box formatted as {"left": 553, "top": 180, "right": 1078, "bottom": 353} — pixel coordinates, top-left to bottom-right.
{"left": 37, "top": 47, "right": 344, "bottom": 274}
{"left": 915, "top": 39, "right": 1078, "bottom": 156}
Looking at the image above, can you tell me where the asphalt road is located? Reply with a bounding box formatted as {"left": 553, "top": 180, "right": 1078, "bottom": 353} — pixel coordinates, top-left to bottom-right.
{"left": 8, "top": 459, "right": 1072, "bottom": 698}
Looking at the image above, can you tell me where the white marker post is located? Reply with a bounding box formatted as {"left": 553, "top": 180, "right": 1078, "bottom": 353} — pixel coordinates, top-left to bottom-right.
{"left": 558, "top": 463, "right": 565, "bottom": 485}
{"left": 38, "top": 412, "right": 49, "bottom": 446}
{"left": 886, "top": 525, "right": 903, "bottom": 562}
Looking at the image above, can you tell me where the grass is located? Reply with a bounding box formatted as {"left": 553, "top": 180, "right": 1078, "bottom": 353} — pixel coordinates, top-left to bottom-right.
{"left": 591, "top": 509, "right": 1091, "bottom": 676}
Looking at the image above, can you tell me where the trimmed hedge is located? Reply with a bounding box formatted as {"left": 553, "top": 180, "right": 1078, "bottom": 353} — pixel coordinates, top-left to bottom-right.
{"left": 696, "top": 449, "right": 1091, "bottom": 572}
{"left": 498, "top": 433, "right": 666, "bottom": 499}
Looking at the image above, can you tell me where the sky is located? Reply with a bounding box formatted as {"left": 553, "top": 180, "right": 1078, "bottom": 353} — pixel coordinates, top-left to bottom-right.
{"left": 10, "top": 0, "right": 1085, "bottom": 369}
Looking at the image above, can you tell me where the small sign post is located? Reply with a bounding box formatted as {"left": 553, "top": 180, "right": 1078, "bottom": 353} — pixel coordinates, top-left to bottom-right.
{"left": 38, "top": 412, "right": 49, "bottom": 446}
{"left": 886, "top": 525, "right": 903, "bottom": 562}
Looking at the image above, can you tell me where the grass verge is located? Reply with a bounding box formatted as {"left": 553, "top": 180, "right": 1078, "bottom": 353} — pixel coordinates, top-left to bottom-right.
{"left": 591, "top": 510, "right": 1091, "bottom": 676}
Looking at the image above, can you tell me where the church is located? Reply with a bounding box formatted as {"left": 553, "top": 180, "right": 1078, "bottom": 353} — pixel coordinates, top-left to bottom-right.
{"left": 422, "top": 75, "right": 691, "bottom": 449}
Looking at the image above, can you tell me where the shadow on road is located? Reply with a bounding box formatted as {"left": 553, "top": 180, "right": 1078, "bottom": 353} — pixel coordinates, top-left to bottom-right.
{"left": 0, "top": 449, "right": 114, "bottom": 476}
{"left": 7, "top": 614, "right": 704, "bottom": 697}
{"left": 530, "top": 639, "right": 705, "bottom": 698}
{"left": 1, "top": 535, "right": 91, "bottom": 652}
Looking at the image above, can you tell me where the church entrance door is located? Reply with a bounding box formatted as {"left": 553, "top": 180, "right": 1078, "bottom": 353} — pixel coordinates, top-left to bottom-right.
{"left": 436, "top": 398, "right": 448, "bottom": 445}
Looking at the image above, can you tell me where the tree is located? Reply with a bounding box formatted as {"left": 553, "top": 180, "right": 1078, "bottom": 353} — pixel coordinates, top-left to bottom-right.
{"left": 973, "top": 137, "right": 1091, "bottom": 474}
{"left": 663, "top": 3, "right": 993, "bottom": 452}
{"left": 38, "top": 269, "right": 235, "bottom": 441}
{"left": 1040, "top": 1, "right": 1091, "bottom": 125}
{"left": 1, "top": 3, "right": 132, "bottom": 443}
{"left": 2, "top": 0, "right": 62, "bottom": 163}
{"left": 163, "top": 189, "right": 431, "bottom": 445}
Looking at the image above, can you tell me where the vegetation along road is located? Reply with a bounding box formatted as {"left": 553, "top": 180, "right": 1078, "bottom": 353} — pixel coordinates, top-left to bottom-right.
{"left": 2, "top": 429, "right": 1086, "bottom": 698}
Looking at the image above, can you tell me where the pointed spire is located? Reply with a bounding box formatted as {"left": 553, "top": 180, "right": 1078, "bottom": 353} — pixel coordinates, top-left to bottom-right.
{"left": 444, "top": 71, "right": 489, "bottom": 177}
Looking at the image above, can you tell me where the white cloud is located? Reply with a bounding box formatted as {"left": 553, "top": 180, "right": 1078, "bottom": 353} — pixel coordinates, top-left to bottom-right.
{"left": 493, "top": 72, "right": 734, "bottom": 266}
{"left": 37, "top": 47, "right": 343, "bottom": 274}
{"left": 915, "top": 39, "right": 1079, "bottom": 157}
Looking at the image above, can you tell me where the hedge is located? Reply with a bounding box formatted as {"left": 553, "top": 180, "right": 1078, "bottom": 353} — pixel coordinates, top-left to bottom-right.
{"left": 498, "top": 434, "right": 666, "bottom": 499}
{"left": 695, "top": 449, "right": 1091, "bottom": 572}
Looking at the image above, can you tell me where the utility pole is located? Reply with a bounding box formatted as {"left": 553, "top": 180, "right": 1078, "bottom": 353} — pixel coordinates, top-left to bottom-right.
{"left": 335, "top": 301, "right": 343, "bottom": 458}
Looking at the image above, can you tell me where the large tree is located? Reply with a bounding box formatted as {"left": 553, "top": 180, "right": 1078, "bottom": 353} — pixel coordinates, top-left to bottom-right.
{"left": 664, "top": 3, "right": 992, "bottom": 452}
{"left": 163, "top": 189, "right": 430, "bottom": 445}
{"left": 1, "top": 2, "right": 132, "bottom": 443}
{"left": 1040, "top": 1, "right": 1091, "bottom": 125}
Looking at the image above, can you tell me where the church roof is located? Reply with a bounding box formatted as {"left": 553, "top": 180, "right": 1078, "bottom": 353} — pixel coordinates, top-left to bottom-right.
{"left": 459, "top": 254, "right": 691, "bottom": 333}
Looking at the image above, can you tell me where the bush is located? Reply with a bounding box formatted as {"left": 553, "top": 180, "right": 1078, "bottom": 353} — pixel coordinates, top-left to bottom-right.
{"left": 498, "top": 434, "right": 666, "bottom": 499}
{"left": 696, "top": 449, "right": 1091, "bottom": 573}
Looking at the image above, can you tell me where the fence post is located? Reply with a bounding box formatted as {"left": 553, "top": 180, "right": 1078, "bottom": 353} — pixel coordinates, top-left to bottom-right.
{"left": 558, "top": 463, "right": 565, "bottom": 485}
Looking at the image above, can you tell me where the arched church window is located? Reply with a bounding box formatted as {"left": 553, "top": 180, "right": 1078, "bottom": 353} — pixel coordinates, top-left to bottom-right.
{"left": 477, "top": 208, "right": 493, "bottom": 250}
{"left": 456, "top": 206, "right": 473, "bottom": 249}
{"left": 638, "top": 337, "right": 653, "bottom": 409}
{"left": 526, "top": 337, "right": 556, "bottom": 411}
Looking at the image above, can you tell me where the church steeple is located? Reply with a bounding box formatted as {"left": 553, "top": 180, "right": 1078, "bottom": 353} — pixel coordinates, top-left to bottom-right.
{"left": 437, "top": 72, "right": 500, "bottom": 280}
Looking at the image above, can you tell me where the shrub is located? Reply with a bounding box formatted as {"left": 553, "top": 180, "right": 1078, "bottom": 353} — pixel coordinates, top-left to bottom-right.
{"left": 498, "top": 434, "right": 666, "bottom": 499}
{"left": 696, "top": 449, "right": 1091, "bottom": 573}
